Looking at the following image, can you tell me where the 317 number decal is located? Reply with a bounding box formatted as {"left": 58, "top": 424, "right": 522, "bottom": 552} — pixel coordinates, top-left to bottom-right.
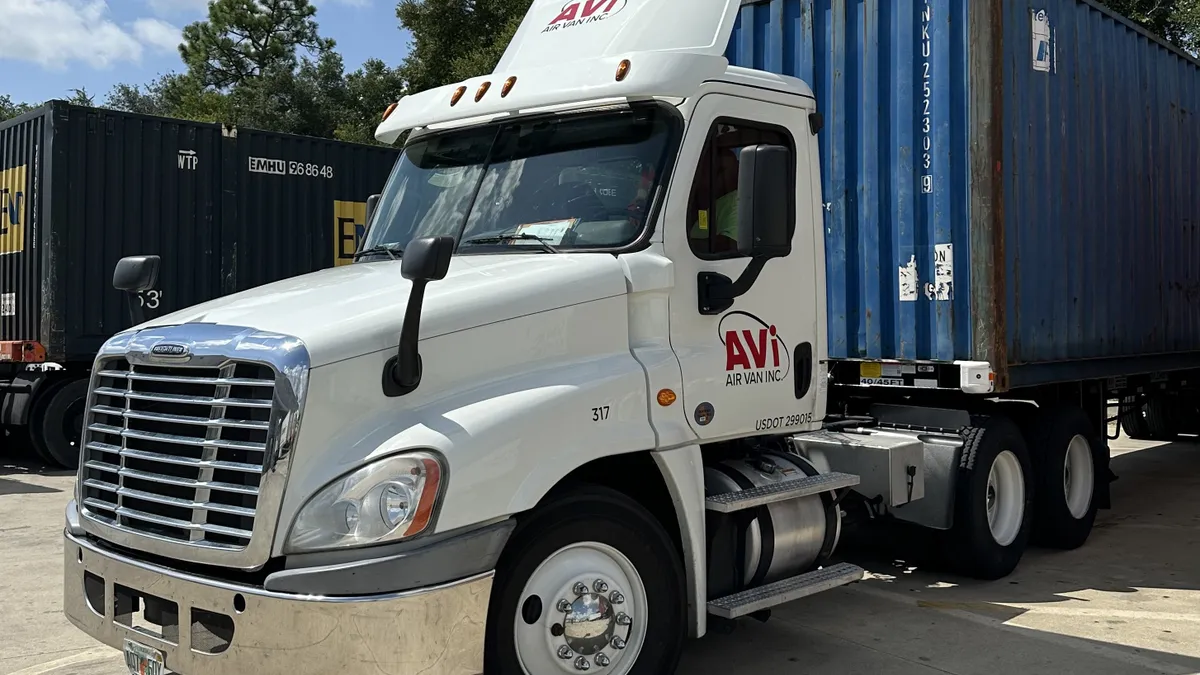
{"left": 138, "top": 289, "right": 163, "bottom": 309}
{"left": 592, "top": 406, "right": 611, "bottom": 422}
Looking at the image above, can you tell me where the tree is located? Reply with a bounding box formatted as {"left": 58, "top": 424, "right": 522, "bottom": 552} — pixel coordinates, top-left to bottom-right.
{"left": 0, "top": 95, "right": 36, "bottom": 123}
{"left": 1102, "top": 0, "right": 1200, "bottom": 53}
{"left": 395, "top": 0, "right": 530, "bottom": 94}
{"left": 180, "top": 0, "right": 335, "bottom": 90}
{"left": 335, "top": 58, "right": 407, "bottom": 144}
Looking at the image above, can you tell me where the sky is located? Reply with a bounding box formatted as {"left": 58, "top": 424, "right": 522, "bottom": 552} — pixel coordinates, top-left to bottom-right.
{"left": 0, "top": 0, "right": 413, "bottom": 106}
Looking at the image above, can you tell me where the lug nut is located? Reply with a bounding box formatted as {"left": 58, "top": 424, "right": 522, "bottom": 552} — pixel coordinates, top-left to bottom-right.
{"left": 593, "top": 580, "right": 608, "bottom": 593}
{"left": 611, "top": 636, "right": 626, "bottom": 650}
{"left": 575, "top": 655, "right": 591, "bottom": 670}
{"left": 558, "top": 645, "right": 574, "bottom": 659}
{"left": 573, "top": 582, "right": 588, "bottom": 596}
{"left": 616, "top": 612, "right": 632, "bottom": 626}
{"left": 610, "top": 591, "right": 624, "bottom": 604}
{"left": 557, "top": 599, "right": 572, "bottom": 612}
{"left": 595, "top": 653, "right": 611, "bottom": 667}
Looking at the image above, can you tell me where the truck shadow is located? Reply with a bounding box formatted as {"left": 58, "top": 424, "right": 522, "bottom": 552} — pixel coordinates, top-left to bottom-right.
{"left": 681, "top": 438, "right": 1200, "bottom": 674}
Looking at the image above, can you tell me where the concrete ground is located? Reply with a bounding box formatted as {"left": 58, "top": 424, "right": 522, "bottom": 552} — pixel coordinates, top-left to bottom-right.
{"left": 1, "top": 433, "right": 1197, "bottom": 675}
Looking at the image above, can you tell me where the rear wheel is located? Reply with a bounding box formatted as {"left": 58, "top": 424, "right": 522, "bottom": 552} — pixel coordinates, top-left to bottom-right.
{"left": 485, "top": 486, "right": 685, "bottom": 675}
{"left": 1143, "top": 395, "right": 1180, "bottom": 441}
{"left": 1118, "top": 395, "right": 1151, "bottom": 440}
{"left": 1025, "top": 406, "right": 1100, "bottom": 549}
{"left": 948, "top": 416, "right": 1033, "bottom": 580}
{"left": 34, "top": 378, "right": 89, "bottom": 469}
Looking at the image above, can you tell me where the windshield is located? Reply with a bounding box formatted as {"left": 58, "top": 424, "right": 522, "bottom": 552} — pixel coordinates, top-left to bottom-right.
{"left": 361, "top": 105, "right": 678, "bottom": 257}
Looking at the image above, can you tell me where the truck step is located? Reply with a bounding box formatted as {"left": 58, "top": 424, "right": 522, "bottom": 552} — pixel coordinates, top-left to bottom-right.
{"left": 705, "top": 472, "right": 859, "bottom": 513}
{"left": 707, "top": 562, "right": 865, "bottom": 619}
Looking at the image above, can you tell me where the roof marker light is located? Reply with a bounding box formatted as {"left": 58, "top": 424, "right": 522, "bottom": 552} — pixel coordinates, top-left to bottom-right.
{"left": 475, "top": 81, "right": 492, "bottom": 102}
{"left": 450, "top": 86, "right": 467, "bottom": 106}
{"left": 615, "top": 59, "right": 631, "bottom": 82}
{"left": 382, "top": 102, "right": 399, "bottom": 121}
{"left": 501, "top": 76, "right": 518, "bottom": 98}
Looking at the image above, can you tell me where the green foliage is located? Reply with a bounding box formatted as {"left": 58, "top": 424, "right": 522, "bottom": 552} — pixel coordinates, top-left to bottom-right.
{"left": 0, "top": 95, "right": 36, "bottom": 123}
{"left": 395, "top": 0, "right": 530, "bottom": 93}
{"left": 1102, "top": 0, "right": 1200, "bottom": 53}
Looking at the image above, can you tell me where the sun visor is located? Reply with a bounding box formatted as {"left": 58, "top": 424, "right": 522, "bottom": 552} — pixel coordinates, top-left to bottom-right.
{"left": 495, "top": 0, "right": 741, "bottom": 73}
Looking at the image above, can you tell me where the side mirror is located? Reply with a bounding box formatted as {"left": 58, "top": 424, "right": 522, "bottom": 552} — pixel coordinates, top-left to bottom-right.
{"left": 385, "top": 236, "right": 455, "bottom": 397}
{"left": 401, "top": 236, "right": 454, "bottom": 282}
{"left": 113, "top": 255, "right": 161, "bottom": 326}
{"left": 365, "top": 193, "right": 381, "bottom": 235}
{"left": 736, "top": 144, "right": 795, "bottom": 258}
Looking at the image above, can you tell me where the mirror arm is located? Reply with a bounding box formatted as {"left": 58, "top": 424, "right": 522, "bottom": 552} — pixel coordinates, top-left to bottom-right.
{"left": 126, "top": 294, "right": 146, "bottom": 327}
{"left": 697, "top": 257, "right": 769, "bottom": 316}
{"left": 382, "top": 279, "right": 429, "bottom": 397}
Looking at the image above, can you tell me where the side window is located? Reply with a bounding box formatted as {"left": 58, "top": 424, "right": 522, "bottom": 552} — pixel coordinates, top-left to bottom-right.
{"left": 686, "top": 121, "right": 791, "bottom": 259}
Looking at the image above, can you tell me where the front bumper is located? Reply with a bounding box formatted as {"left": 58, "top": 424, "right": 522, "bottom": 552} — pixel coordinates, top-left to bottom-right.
{"left": 63, "top": 532, "right": 491, "bottom": 675}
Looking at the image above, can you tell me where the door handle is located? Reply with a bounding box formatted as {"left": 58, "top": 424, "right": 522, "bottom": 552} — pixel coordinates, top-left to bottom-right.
{"left": 795, "top": 342, "right": 813, "bottom": 399}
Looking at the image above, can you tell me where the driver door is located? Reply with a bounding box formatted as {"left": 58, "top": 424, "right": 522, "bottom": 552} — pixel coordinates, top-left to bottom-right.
{"left": 666, "top": 92, "right": 822, "bottom": 441}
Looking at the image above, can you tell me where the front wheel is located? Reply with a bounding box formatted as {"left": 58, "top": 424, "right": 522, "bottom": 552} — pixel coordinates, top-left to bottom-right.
{"left": 485, "top": 486, "right": 685, "bottom": 675}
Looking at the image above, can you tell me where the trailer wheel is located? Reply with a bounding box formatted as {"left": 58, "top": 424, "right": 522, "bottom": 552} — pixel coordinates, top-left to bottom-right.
{"left": 1118, "top": 395, "right": 1151, "bottom": 440}
{"left": 1025, "top": 406, "right": 1100, "bottom": 549}
{"left": 485, "top": 486, "right": 685, "bottom": 675}
{"left": 33, "top": 378, "right": 89, "bottom": 470}
{"left": 949, "top": 416, "right": 1033, "bottom": 580}
{"left": 1143, "top": 396, "right": 1179, "bottom": 441}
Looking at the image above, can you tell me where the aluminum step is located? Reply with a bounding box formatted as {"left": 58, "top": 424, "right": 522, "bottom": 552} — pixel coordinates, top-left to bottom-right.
{"left": 707, "top": 562, "right": 865, "bottom": 619}
{"left": 705, "top": 472, "right": 859, "bottom": 513}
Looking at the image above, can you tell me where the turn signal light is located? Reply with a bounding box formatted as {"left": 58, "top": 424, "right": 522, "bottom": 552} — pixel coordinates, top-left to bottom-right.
{"left": 450, "top": 86, "right": 467, "bottom": 106}
{"left": 501, "top": 76, "right": 518, "bottom": 97}
{"left": 657, "top": 389, "right": 677, "bottom": 407}
{"left": 615, "top": 59, "right": 631, "bottom": 82}
{"left": 475, "top": 81, "right": 492, "bottom": 102}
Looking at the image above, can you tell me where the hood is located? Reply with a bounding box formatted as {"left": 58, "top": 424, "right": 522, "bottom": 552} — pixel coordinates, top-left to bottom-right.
{"left": 140, "top": 254, "right": 630, "bottom": 367}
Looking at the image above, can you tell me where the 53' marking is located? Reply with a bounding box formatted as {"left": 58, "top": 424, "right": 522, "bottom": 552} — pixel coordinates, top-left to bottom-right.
{"left": 137, "top": 289, "right": 163, "bottom": 310}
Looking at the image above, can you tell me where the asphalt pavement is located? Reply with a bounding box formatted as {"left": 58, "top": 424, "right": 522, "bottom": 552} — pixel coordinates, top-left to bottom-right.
{"left": 2, "top": 432, "right": 1197, "bottom": 675}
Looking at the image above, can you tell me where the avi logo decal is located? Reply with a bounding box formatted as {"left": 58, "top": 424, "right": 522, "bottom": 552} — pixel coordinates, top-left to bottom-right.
{"left": 720, "top": 311, "right": 791, "bottom": 387}
{"left": 543, "top": 0, "right": 627, "bottom": 32}
{"left": 333, "top": 200, "right": 369, "bottom": 267}
{"left": 0, "top": 164, "right": 27, "bottom": 256}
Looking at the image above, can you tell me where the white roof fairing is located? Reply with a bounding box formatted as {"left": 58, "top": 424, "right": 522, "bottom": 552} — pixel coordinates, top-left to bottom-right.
{"left": 375, "top": 0, "right": 742, "bottom": 143}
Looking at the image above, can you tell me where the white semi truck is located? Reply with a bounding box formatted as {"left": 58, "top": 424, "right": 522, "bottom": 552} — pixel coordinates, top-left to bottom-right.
{"left": 62, "top": 1, "right": 1200, "bottom": 674}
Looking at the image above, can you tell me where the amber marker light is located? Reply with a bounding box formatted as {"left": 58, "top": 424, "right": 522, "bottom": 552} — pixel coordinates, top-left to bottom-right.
{"left": 615, "top": 59, "right": 632, "bottom": 82}
{"left": 501, "top": 76, "right": 518, "bottom": 97}
{"left": 475, "top": 81, "right": 492, "bottom": 102}
{"left": 657, "top": 389, "right": 677, "bottom": 407}
{"left": 382, "top": 102, "right": 398, "bottom": 121}
{"left": 450, "top": 86, "right": 467, "bottom": 106}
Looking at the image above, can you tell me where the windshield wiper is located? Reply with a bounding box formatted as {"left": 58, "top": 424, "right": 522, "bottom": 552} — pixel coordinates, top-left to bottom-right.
{"left": 353, "top": 244, "right": 404, "bottom": 261}
{"left": 461, "top": 233, "right": 560, "bottom": 253}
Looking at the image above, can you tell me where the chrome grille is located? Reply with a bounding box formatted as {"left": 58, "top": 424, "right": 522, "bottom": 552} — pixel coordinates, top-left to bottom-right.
{"left": 79, "top": 358, "right": 277, "bottom": 550}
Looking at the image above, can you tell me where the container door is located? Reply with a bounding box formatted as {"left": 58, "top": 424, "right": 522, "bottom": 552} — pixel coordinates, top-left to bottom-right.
{"left": 0, "top": 111, "right": 45, "bottom": 345}
{"left": 667, "top": 92, "right": 822, "bottom": 440}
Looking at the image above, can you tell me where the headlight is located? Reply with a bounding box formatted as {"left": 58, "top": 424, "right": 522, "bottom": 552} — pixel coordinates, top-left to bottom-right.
{"left": 285, "top": 452, "right": 443, "bottom": 553}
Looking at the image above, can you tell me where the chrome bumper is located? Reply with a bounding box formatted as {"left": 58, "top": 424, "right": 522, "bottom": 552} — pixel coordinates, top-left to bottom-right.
{"left": 63, "top": 532, "right": 490, "bottom": 675}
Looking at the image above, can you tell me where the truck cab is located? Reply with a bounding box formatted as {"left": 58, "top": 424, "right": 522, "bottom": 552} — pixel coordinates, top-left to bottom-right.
{"left": 61, "top": 2, "right": 1092, "bottom": 674}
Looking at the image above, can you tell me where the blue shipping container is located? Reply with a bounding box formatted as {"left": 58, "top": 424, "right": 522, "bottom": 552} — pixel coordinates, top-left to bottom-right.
{"left": 728, "top": 0, "right": 1200, "bottom": 390}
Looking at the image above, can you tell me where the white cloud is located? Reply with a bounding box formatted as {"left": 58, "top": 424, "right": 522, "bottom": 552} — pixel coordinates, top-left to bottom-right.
{"left": 145, "top": 0, "right": 209, "bottom": 16}
{"left": 133, "top": 17, "right": 183, "bottom": 53}
{"left": 0, "top": 0, "right": 142, "bottom": 69}
{"left": 0, "top": 0, "right": 187, "bottom": 69}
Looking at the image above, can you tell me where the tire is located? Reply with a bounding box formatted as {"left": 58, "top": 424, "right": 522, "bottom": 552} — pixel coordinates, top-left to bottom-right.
{"left": 34, "top": 378, "right": 89, "bottom": 469}
{"left": 484, "top": 486, "right": 685, "bottom": 675}
{"left": 948, "top": 416, "right": 1034, "bottom": 580}
{"left": 1118, "top": 395, "right": 1151, "bottom": 440}
{"left": 1143, "top": 395, "right": 1179, "bottom": 441}
{"left": 1024, "top": 406, "right": 1101, "bottom": 550}
{"left": 26, "top": 378, "right": 67, "bottom": 465}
